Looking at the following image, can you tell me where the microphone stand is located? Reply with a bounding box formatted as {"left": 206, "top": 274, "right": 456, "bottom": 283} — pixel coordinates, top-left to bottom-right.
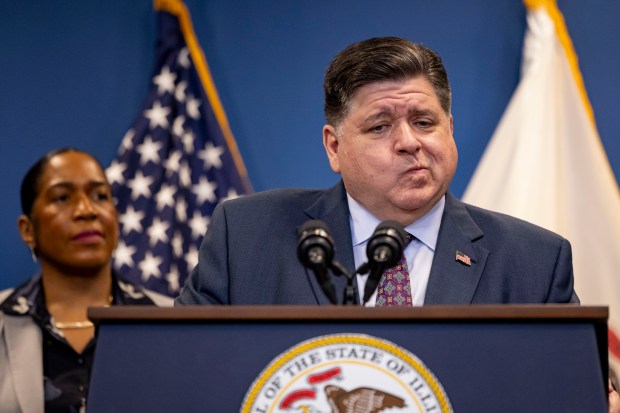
{"left": 355, "top": 262, "right": 375, "bottom": 306}
{"left": 330, "top": 261, "right": 358, "bottom": 306}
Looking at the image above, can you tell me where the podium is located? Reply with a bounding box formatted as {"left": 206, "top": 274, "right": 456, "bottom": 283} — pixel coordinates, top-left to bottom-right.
{"left": 87, "top": 305, "right": 608, "bottom": 412}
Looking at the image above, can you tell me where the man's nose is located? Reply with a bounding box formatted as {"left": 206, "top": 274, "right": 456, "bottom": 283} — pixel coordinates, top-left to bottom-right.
{"left": 395, "top": 122, "right": 422, "bottom": 154}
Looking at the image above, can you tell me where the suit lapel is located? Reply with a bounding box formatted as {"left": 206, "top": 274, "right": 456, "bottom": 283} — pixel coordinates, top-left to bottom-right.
{"left": 424, "top": 194, "right": 489, "bottom": 304}
{"left": 4, "top": 314, "right": 44, "bottom": 413}
{"left": 304, "top": 181, "right": 355, "bottom": 305}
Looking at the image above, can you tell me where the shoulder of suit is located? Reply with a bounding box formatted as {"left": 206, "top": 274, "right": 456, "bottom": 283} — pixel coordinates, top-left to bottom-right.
{"left": 226, "top": 188, "right": 325, "bottom": 204}
{"left": 0, "top": 289, "right": 15, "bottom": 329}
{"left": 0, "top": 288, "right": 15, "bottom": 305}
{"left": 459, "top": 199, "right": 566, "bottom": 242}
{"left": 219, "top": 188, "right": 327, "bottom": 212}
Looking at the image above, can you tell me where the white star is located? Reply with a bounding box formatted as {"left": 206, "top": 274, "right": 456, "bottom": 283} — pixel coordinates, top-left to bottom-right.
{"left": 128, "top": 171, "right": 154, "bottom": 200}
{"left": 176, "top": 197, "right": 187, "bottom": 222}
{"left": 147, "top": 217, "right": 170, "bottom": 247}
{"left": 185, "top": 245, "right": 199, "bottom": 271}
{"left": 163, "top": 150, "right": 183, "bottom": 177}
{"left": 178, "top": 161, "right": 192, "bottom": 188}
{"left": 175, "top": 81, "right": 187, "bottom": 102}
{"left": 188, "top": 211, "right": 210, "bottom": 239}
{"left": 172, "top": 231, "right": 184, "bottom": 257}
{"left": 120, "top": 129, "right": 135, "bottom": 154}
{"left": 192, "top": 176, "right": 217, "bottom": 204}
{"left": 198, "top": 142, "right": 224, "bottom": 170}
{"left": 137, "top": 136, "right": 163, "bottom": 165}
{"left": 114, "top": 240, "right": 136, "bottom": 269}
{"left": 119, "top": 205, "right": 144, "bottom": 235}
{"left": 139, "top": 252, "right": 163, "bottom": 282}
{"left": 220, "top": 188, "right": 240, "bottom": 203}
{"left": 177, "top": 47, "right": 190, "bottom": 68}
{"left": 186, "top": 95, "right": 201, "bottom": 119}
{"left": 166, "top": 265, "right": 181, "bottom": 293}
{"left": 156, "top": 183, "right": 176, "bottom": 211}
{"left": 181, "top": 130, "right": 195, "bottom": 153}
{"left": 144, "top": 101, "right": 171, "bottom": 130}
{"left": 172, "top": 115, "right": 185, "bottom": 137}
{"left": 106, "top": 160, "right": 125, "bottom": 185}
{"left": 153, "top": 66, "right": 177, "bottom": 95}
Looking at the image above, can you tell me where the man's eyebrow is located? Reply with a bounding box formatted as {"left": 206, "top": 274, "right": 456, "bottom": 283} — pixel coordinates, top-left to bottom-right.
{"left": 362, "top": 109, "right": 395, "bottom": 123}
{"left": 407, "top": 107, "right": 438, "bottom": 118}
{"left": 362, "top": 107, "right": 439, "bottom": 124}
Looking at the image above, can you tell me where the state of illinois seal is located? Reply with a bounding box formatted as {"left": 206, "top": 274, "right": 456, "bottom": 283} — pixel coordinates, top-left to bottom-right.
{"left": 241, "top": 333, "right": 452, "bottom": 413}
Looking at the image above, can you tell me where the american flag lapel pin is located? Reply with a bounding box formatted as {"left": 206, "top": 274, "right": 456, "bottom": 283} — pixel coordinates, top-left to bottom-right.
{"left": 455, "top": 250, "right": 472, "bottom": 266}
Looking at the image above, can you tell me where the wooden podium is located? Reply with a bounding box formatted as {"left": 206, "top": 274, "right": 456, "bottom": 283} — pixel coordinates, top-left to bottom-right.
{"left": 87, "top": 305, "right": 608, "bottom": 412}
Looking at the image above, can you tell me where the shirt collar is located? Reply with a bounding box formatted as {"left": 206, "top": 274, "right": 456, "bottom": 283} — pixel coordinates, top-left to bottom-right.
{"left": 347, "top": 194, "right": 445, "bottom": 251}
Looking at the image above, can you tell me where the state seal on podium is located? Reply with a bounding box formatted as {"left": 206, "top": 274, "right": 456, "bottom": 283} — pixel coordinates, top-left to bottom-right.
{"left": 241, "top": 333, "right": 453, "bottom": 412}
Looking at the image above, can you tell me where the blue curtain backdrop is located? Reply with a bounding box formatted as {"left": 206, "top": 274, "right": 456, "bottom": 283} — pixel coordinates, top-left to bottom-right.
{"left": 1, "top": 0, "right": 618, "bottom": 290}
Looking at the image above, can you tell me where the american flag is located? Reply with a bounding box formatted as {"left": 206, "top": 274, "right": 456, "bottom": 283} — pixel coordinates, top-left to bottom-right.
{"left": 106, "top": 0, "right": 252, "bottom": 297}
{"left": 455, "top": 250, "right": 471, "bottom": 267}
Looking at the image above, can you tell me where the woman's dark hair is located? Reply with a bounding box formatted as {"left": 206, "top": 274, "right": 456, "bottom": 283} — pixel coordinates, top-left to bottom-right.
{"left": 20, "top": 148, "right": 102, "bottom": 216}
{"left": 324, "top": 37, "right": 451, "bottom": 127}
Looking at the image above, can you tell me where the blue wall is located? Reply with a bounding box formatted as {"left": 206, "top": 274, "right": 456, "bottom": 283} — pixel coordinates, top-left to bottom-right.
{"left": 1, "top": 1, "right": 618, "bottom": 290}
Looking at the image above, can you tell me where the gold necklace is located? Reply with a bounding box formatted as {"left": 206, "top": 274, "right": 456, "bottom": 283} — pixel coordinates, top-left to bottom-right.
{"left": 53, "top": 320, "right": 94, "bottom": 329}
{"left": 49, "top": 295, "right": 112, "bottom": 330}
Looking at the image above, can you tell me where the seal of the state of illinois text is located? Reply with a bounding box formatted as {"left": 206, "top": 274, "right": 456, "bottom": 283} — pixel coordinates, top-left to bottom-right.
{"left": 241, "top": 333, "right": 452, "bottom": 413}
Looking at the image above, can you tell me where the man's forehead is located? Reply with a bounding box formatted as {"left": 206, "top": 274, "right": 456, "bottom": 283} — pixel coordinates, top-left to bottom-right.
{"left": 354, "top": 76, "right": 433, "bottom": 97}
{"left": 348, "top": 77, "right": 441, "bottom": 114}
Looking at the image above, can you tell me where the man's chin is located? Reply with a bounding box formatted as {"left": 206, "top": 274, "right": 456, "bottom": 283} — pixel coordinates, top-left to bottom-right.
{"left": 392, "top": 193, "right": 444, "bottom": 219}
{"left": 394, "top": 190, "right": 441, "bottom": 209}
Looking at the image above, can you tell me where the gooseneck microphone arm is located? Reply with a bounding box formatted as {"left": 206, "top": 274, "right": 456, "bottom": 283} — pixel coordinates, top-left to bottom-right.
{"left": 361, "top": 221, "right": 407, "bottom": 306}
{"left": 329, "top": 260, "right": 358, "bottom": 305}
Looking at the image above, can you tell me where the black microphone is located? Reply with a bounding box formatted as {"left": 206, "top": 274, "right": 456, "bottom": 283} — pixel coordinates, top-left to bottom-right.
{"left": 362, "top": 220, "right": 408, "bottom": 305}
{"left": 297, "top": 220, "right": 338, "bottom": 304}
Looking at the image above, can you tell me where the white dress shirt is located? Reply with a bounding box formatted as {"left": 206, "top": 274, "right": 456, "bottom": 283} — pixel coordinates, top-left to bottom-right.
{"left": 347, "top": 194, "right": 445, "bottom": 306}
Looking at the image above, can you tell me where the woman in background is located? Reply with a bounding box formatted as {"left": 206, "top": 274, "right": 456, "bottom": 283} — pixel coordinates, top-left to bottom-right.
{"left": 0, "top": 148, "right": 172, "bottom": 413}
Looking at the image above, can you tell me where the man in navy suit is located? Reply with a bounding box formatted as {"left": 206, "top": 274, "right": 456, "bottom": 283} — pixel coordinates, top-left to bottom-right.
{"left": 175, "top": 37, "right": 578, "bottom": 307}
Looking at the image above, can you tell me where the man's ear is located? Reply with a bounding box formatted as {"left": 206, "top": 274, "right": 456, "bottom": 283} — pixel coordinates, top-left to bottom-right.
{"left": 17, "top": 215, "right": 36, "bottom": 248}
{"left": 323, "top": 124, "right": 341, "bottom": 174}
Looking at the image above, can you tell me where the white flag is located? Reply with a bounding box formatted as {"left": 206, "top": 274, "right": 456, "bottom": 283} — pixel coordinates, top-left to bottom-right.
{"left": 462, "top": 0, "right": 620, "bottom": 379}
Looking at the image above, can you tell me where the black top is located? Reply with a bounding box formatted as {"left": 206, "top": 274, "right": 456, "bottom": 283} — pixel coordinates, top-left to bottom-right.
{"left": 0, "top": 273, "right": 157, "bottom": 412}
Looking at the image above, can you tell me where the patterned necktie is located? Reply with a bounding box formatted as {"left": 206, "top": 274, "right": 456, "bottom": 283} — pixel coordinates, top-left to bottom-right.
{"left": 375, "top": 234, "right": 413, "bottom": 307}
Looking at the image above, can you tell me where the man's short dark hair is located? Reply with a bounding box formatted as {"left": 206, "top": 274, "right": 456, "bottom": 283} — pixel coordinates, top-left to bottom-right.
{"left": 324, "top": 37, "right": 451, "bottom": 126}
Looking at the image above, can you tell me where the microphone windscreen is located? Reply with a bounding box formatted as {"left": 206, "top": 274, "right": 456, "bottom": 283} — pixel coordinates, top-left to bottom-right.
{"left": 373, "top": 220, "right": 407, "bottom": 247}
{"left": 297, "top": 220, "right": 335, "bottom": 268}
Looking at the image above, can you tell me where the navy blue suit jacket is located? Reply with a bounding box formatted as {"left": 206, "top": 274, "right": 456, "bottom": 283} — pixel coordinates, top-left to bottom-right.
{"left": 176, "top": 182, "right": 578, "bottom": 305}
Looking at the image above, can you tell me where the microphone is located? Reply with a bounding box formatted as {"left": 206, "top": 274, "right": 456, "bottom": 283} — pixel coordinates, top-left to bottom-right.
{"left": 297, "top": 220, "right": 338, "bottom": 304}
{"left": 362, "top": 220, "right": 408, "bottom": 305}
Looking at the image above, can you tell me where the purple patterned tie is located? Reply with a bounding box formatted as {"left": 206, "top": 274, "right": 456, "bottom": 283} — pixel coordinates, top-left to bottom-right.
{"left": 375, "top": 235, "right": 413, "bottom": 307}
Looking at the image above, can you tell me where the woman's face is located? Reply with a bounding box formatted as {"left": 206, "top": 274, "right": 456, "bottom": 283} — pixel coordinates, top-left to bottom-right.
{"left": 20, "top": 151, "right": 119, "bottom": 273}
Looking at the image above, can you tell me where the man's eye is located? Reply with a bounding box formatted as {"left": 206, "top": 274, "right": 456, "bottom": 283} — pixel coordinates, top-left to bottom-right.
{"left": 370, "top": 124, "right": 387, "bottom": 133}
